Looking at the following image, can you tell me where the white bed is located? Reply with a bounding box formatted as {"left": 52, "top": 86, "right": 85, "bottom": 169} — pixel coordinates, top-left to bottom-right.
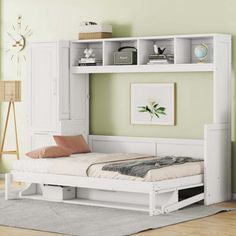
{"left": 5, "top": 123, "right": 231, "bottom": 216}
{"left": 13, "top": 153, "right": 204, "bottom": 182}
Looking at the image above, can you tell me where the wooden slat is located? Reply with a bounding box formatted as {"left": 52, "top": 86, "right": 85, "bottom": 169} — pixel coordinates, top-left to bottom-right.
{"left": 1, "top": 151, "right": 18, "bottom": 154}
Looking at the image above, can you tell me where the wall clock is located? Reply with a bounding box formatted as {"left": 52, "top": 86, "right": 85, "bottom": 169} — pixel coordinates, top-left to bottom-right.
{"left": 5, "top": 15, "right": 33, "bottom": 76}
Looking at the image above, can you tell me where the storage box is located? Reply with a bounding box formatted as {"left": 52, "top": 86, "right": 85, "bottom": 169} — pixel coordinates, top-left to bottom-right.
{"left": 79, "top": 24, "right": 112, "bottom": 40}
{"left": 43, "top": 185, "right": 76, "bottom": 201}
{"left": 114, "top": 51, "right": 137, "bottom": 65}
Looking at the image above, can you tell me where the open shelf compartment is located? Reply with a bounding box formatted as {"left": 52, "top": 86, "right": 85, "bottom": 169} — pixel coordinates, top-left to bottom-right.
{"left": 138, "top": 38, "right": 174, "bottom": 65}
{"left": 104, "top": 39, "right": 137, "bottom": 65}
{"left": 71, "top": 41, "right": 103, "bottom": 67}
{"left": 175, "top": 36, "right": 213, "bottom": 64}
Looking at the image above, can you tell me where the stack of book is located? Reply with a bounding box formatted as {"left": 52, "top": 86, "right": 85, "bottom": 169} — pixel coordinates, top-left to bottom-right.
{"left": 78, "top": 58, "right": 103, "bottom": 66}
{"left": 147, "top": 54, "right": 174, "bottom": 65}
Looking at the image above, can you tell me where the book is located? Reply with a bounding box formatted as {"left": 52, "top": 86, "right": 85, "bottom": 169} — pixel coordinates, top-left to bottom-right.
{"left": 149, "top": 59, "right": 168, "bottom": 63}
{"left": 78, "top": 62, "right": 97, "bottom": 66}
{"left": 147, "top": 59, "right": 174, "bottom": 65}
{"left": 78, "top": 57, "right": 103, "bottom": 66}
{"left": 79, "top": 58, "right": 102, "bottom": 63}
{"left": 79, "top": 58, "right": 96, "bottom": 63}
{"left": 149, "top": 54, "right": 166, "bottom": 59}
{"left": 148, "top": 54, "right": 174, "bottom": 60}
{"left": 147, "top": 61, "right": 168, "bottom": 65}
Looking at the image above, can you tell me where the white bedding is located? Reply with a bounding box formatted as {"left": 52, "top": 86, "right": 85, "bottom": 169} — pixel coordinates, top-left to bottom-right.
{"left": 13, "top": 153, "right": 204, "bottom": 182}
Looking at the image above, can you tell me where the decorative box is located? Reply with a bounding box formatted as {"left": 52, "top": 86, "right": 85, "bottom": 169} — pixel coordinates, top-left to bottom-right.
{"left": 114, "top": 51, "right": 137, "bottom": 65}
{"left": 79, "top": 24, "right": 112, "bottom": 40}
{"left": 43, "top": 185, "right": 76, "bottom": 201}
{"left": 114, "top": 47, "right": 137, "bottom": 65}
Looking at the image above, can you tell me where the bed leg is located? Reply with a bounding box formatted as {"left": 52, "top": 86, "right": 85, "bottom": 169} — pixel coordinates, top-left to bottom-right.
{"left": 5, "top": 173, "right": 12, "bottom": 200}
{"left": 164, "top": 193, "right": 204, "bottom": 213}
{"left": 149, "top": 188, "right": 156, "bottom": 216}
{"left": 19, "top": 183, "right": 38, "bottom": 197}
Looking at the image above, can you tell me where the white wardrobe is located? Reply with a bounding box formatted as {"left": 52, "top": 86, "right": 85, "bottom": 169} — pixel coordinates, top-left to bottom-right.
{"left": 28, "top": 41, "right": 89, "bottom": 149}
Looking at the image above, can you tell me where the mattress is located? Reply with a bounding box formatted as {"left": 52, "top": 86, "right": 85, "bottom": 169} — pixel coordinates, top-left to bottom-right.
{"left": 13, "top": 153, "right": 204, "bottom": 182}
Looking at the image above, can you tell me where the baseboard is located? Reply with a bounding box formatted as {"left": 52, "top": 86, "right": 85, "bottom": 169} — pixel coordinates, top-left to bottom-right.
{"left": 0, "top": 174, "right": 5, "bottom": 180}
{"left": 232, "top": 193, "right": 236, "bottom": 200}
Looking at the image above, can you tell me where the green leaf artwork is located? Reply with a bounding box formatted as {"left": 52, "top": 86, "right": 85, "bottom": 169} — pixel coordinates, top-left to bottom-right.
{"left": 138, "top": 101, "right": 166, "bottom": 121}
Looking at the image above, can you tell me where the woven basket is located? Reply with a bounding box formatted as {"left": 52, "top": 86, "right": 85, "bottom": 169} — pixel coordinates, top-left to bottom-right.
{"left": 79, "top": 32, "right": 112, "bottom": 40}
{"left": 0, "top": 80, "right": 21, "bottom": 102}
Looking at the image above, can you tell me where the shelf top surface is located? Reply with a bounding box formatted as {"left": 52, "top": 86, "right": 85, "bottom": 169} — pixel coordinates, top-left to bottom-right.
{"left": 71, "top": 63, "right": 214, "bottom": 74}
{"left": 71, "top": 33, "right": 231, "bottom": 44}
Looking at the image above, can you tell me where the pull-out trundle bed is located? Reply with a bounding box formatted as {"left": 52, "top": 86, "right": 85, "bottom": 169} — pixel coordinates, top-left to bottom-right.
{"left": 5, "top": 124, "right": 231, "bottom": 216}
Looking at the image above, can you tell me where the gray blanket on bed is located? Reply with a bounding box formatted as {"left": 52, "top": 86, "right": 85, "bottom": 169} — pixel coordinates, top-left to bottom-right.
{"left": 102, "top": 156, "right": 202, "bottom": 178}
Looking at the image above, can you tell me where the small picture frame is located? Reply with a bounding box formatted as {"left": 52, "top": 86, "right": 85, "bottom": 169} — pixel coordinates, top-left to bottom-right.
{"left": 131, "top": 83, "right": 176, "bottom": 125}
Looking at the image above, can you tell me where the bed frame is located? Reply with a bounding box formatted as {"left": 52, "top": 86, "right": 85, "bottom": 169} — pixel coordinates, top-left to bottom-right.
{"left": 5, "top": 123, "right": 230, "bottom": 216}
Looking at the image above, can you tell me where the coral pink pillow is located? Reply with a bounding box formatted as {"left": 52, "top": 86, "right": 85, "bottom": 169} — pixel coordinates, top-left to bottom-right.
{"left": 26, "top": 146, "right": 72, "bottom": 159}
{"left": 53, "top": 135, "right": 91, "bottom": 154}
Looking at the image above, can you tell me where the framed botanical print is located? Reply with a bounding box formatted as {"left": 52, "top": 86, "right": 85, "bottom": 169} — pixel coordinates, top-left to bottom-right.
{"left": 131, "top": 83, "right": 176, "bottom": 125}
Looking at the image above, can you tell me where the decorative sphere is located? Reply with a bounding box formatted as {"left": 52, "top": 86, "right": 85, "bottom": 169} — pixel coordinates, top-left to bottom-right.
{"left": 194, "top": 44, "right": 208, "bottom": 60}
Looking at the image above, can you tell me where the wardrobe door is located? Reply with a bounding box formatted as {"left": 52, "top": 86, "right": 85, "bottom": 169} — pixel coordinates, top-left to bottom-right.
{"left": 30, "top": 133, "right": 56, "bottom": 150}
{"left": 29, "top": 43, "right": 58, "bottom": 132}
{"left": 58, "top": 41, "right": 70, "bottom": 120}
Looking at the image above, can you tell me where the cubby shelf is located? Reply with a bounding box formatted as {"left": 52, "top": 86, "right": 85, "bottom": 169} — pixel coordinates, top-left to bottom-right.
{"left": 70, "top": 33, "right": 228, "bottom": 74}
{"left": 71, "top": 63, "right": 214, "bottom": 74}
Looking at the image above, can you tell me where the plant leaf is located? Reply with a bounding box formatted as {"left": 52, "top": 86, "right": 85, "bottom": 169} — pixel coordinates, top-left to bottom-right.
{"left": 145, "top": 106, "right": 151, "bottom": 112}
{"left": 156, "top": 107, "right": 165, "bottom": 111}
{"left": 138, "top": 106, "right": 146, "bottom": 109}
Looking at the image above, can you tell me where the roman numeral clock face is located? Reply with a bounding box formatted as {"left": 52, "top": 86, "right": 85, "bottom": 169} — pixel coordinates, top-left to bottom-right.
{"left": 5, "top": 15, "right": 33, "bottom": 75}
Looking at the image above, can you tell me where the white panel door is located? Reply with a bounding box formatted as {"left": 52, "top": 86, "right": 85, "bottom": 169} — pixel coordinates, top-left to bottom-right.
{"left": 30, "top": 133, "right": 56, "bottom": 150}
{"left": 58, "top": 41, "right": 70, "bottom": 120}
{"left": 70, "top": 73, "right": 89, "bottom": 121}
{"left": 30, "top": 43, "right": 58, "bottom": 132}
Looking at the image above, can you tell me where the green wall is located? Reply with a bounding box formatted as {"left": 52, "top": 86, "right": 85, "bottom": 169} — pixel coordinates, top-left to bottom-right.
{"left": 0, "top": 0, "right": 235, "bottom": 191}
{"left": 90, "top": 73, "right": 213, "bottom": 138}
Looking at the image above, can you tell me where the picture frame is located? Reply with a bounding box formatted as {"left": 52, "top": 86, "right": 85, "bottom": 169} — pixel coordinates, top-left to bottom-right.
{"left": 131, "top": 83, "right": 176, "bottom": 125}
